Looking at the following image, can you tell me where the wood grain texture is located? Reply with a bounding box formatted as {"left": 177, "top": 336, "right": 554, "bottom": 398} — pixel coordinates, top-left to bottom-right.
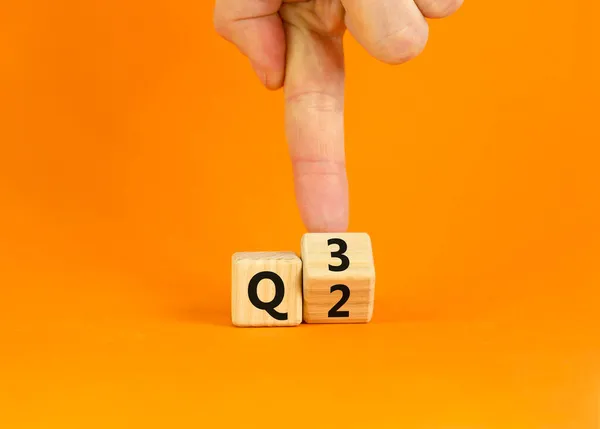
{"left": 231, "top": 252, "right": 302, "bottom": 327}
{"left": 301, "top": 233, "right": 375, "bottom": 323}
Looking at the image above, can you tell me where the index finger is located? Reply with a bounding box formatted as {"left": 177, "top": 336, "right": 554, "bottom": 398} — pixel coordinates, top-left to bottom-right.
{"left": 282, "top": 10, "right": 348, "bottom": 232}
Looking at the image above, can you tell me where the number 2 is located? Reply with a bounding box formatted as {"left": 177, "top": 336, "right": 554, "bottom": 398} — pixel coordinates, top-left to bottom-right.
{"left": 328, "top": 284, "right": 350, "bottom": 318}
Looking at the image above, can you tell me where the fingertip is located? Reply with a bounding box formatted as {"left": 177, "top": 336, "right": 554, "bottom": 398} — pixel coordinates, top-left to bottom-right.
{"left": 265, "top": 70, "right": 285, "bottom": 91}
{"left": 417, "top": 0, "right": 464, "bottom": 18}
{"left": 294, "top": 165, "right": 349, "bottom": 233}
{"left": 249, "top": 60, "right": 267, "bottom": 86}
{"left": 249, "top": 51, "right": 285, "bottom": 90}
{"left": 305, "top": 215, "right": 349, "bottom": 233}
{"left": 300, "top": 199, "right": 349, "bottom": 233}
{"left": 250, "top": 62, "right": 285, "bottom": 90}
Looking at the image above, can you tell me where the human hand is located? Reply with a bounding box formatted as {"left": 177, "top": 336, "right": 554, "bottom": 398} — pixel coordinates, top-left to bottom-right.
{"left": 213, "top": 0, "right": 462, "bottom": 232}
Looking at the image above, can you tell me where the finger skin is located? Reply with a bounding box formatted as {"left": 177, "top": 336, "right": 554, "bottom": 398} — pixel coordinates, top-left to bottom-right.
{"left": 281, "top": 3, "right": 348, "bottom": 232}
{"left": 342, "top": 0, "right": 429, "bottom": 65}
{"left": 414, "top": 0, "right": 464, "bottom": 19}
{"left": 213, "top": 0, "right": 286, "bottom": 89}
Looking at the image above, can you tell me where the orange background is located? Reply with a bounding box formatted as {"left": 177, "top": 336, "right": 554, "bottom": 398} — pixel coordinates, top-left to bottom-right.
{"left": 1, "top": 0, "right": 600, "bottom": 427}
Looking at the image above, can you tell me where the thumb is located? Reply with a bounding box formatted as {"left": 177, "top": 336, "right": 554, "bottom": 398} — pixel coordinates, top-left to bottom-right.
{"left": 281, "top": 9, "right": 348, "bottom": 232}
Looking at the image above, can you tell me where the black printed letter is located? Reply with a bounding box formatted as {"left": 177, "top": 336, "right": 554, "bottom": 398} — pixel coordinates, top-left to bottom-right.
{"left": 248, "top": 271, "right": 288, "bottom": 321}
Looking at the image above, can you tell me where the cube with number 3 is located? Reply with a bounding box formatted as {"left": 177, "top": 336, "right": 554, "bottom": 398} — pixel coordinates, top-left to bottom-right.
{"left": 301, "top": 233, "right": 376, "bottom": 324}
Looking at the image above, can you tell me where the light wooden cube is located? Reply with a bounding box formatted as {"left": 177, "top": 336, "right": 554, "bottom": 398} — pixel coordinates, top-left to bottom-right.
{"left": 301, "top": 233, "right": 375, "bottom": 323}
{"left": 231, "top": 252, "right": 303, "bottom": 327}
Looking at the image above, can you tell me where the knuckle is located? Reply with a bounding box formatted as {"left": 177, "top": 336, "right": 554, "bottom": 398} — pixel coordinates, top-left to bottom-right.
{"left": 293, "top": 158, "right": 346, "bottom": 179}
{"left": 285, "top": 90, "right": 343, "bottom": 114}
{"left": 373, "top": 22, "right": 429, "bottom": 64}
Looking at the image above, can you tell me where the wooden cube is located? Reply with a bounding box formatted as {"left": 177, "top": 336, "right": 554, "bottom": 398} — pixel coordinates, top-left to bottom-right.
{"left": 301, "top": 233, "right": 375, "bottom": 323}
{"left": 231, "top": 252, "right": 302, "bottom": 327}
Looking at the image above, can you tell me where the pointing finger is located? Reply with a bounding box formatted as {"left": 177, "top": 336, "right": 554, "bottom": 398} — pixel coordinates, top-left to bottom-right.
{"left": 281, "top": 3, "right": 348, "bottom": 232}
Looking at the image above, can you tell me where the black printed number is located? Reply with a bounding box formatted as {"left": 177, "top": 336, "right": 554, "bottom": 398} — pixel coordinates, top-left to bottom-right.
{"left": 328, "top": 284, "right": 350, "bottom": 318}
{"left": 328, "top": 238, "right": 350, "bottom": 272}
{"left": 247, "top": 271, "right": 288, "bottom": 321}
{"left": 327, "top": 238, "right": 351, "bottom": 318}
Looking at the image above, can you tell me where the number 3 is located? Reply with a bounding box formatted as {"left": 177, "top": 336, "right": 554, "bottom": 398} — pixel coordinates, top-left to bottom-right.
{"left": 328, "top": 238, "right": 350, "bottom": 272}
